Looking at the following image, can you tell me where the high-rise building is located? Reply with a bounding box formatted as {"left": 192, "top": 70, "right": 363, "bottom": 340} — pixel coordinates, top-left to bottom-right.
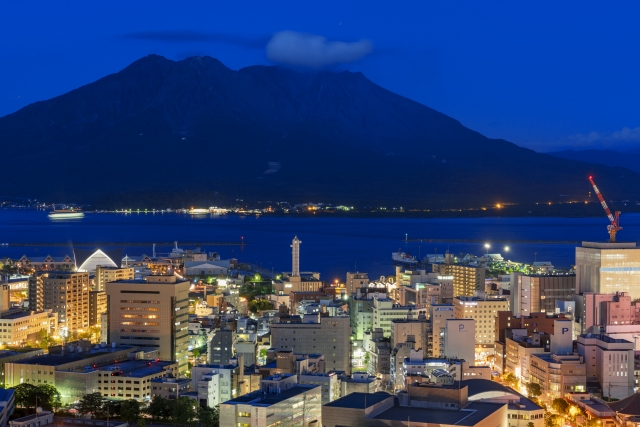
{"left": 574, "top": 292, "right": 636, "bottom": 334}
{"left": 94, "top": 266, "right": 134, "bottom": 292}
{"left": 43, "top": 272, "right": 89, "bottom": 335}
{"left": 510, "top": 273, "right": 575, "bottom": 316}
{"left": 576, "top": 241, "right": 640, "bottom": 298}
{"left": 372, "top": 296, "right": 427, "bottom": 338}
{"left": 209, "top": 329, "right": 236, "bottom": 365}
{"left": 106, "top": 275, "right": 190, "bottom": 372}
{"left": 270, "top": 314, "right": 351, "bottom": 374}
{"left": 89, "top": 291, "right": 106, "bottom": 327}
{"left": 454, "top": 296, "right": 509, "bottom": 355}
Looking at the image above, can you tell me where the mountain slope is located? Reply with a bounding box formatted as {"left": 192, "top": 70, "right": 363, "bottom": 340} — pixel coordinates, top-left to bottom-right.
{"left": 549, "top": 149, "right": 640, "bottom": 174}
{"left": 0, "top": 54, "right": 638, "bottom": 208}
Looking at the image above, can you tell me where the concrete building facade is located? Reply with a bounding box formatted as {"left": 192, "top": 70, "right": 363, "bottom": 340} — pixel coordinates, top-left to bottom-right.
{"left": 106, "top": 275, "right": 190, "bottom": 372}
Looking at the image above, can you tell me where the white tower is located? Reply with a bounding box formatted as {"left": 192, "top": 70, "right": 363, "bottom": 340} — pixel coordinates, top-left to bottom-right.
{"left": 291, "top": 236, "right": 301, "bottom": 277}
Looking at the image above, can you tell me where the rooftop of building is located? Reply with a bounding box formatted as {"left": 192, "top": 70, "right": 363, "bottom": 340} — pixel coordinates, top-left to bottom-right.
{"left": 0, "top": 388, "right": 14, "bottom": 402}
{"left": 98, "top": 360, "right": 174, "bottom": 378}
{"left": 223, "top": 384, "right": 318, "bottom": 406}
{"left": 579, "top": 334, "right": 634, "bottom": 344}
{"left": 608, "top": 391, "right": 640, "bottom": 415}
{"left": 324, "top": 392, "right": 392, "bottom": 408}
{"left": 0, "top": 310, "right": 48, "bottom": 320}
{"left": 455, "top": 296, "right": 509, "bottom": 302}
{"left": 372, "top": 401, "right": 505, "bottom": 426}
{"left": 193, "top": 363, "right": 238, "bottom": 370}
{"left": 11, "top": 346, "right": 134, "bottom": 366}
{"left": 150, "top": 377, "right": 191, "bottom": 384}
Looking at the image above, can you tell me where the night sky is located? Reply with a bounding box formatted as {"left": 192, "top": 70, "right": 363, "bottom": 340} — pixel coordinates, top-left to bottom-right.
{"left": 1, "top": 1, "right": 639, "bottom": 152}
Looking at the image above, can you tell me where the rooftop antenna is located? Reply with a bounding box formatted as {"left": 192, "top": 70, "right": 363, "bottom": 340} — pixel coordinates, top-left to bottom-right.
{"left": 153, "top": 243, "right": 156, "bottom": 258}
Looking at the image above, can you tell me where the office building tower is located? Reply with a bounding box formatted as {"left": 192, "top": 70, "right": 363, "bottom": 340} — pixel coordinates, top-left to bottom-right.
{"left": 106, "top": 275, "right": 190, "bottom": 372}
{"left": 28, "top": 275, "right": 44, "bottom": 313}
{"left": 208, "top": 329, "right": 236, "bottom": 365}
{"left": 576, "top": 241, "right": 640, "bottom": 298}
{"left": 429, "top": 304, "right": 454, "bottom": 358}
{"left": 511, "top": 273, "right": 575, "bottom": 316}
{"left": 43, "top": 272, "right": 89, "bottom": 335}
{"left": 270, "top": 314, "right": 351, "bottom": 374}
{"left": 345, "top": 272, "right": 368, "bottom": 295}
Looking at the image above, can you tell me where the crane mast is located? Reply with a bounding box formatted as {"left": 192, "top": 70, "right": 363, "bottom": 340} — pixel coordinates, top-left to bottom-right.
{"left": 588, "top": 175, "right": 622, "bottom": 242}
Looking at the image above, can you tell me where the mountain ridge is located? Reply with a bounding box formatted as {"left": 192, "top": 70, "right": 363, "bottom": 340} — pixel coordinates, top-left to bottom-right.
{"left": 0, "top": 54, "right": 637, "bottom": 208}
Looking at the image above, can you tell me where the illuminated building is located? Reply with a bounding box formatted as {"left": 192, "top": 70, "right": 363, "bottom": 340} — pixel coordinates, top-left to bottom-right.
{"left": 220, "top": 374, "right": 320, "bottom": 427}
{"left": 43, "top": 272, "right": 89, "bottom": 335}
{"left": 576, "top": 241, "right": 640, "bottom": 299}
{"left": 0, "top": 310, "right": 57, "bottom": 347}
{"left": 432, "top": 255, "right": 485, "bottom": 297}
{"left": 94, "top": 266, "right": 134, "bottom": 292}
{"left": 106, "top": 275, "right": 190, "bottom": 372}
{"left": 74, "top": 248, "right": 122, "bottom": 273}
{"left": 454, "top": 296, "right": 509, "bottom": 354}
{"left": 577, "top": 334, "right": 634, "bottom": 400}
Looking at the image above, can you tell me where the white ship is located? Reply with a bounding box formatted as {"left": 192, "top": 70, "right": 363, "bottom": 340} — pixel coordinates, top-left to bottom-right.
{"left": 188, "top": 208, "right": 209, "bottom": 215}
{"left": 48, "top": 209, "right": 84, "bottom": 219}
{"left": 392, "top": 249, "right": 417, "bottom": 265}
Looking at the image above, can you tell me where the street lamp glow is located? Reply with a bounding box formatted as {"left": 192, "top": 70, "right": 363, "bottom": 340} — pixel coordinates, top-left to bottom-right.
{"left": 504, "top": 246, "right": 510, "bottom": 252}
{"left": 484, "top": 243, "right": 490, "bottom": 249}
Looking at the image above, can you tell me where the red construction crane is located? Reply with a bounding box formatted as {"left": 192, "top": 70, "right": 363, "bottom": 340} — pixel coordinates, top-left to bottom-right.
{"left": 588, "top": 175, "right": 622, "bottom": 242}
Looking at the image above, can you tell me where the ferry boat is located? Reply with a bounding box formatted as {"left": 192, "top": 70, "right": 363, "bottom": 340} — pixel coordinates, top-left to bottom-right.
{"left": 392, "top": 249, "right": 417, "bottom": 266}
{"left": 188, "top": 208, "right": 209, "bottom": 215}
{"left": 48, "top": 209, "right": 84, "bottom": 219}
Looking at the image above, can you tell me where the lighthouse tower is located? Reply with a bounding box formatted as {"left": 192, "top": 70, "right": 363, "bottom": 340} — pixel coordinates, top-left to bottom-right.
{"left": 291, "top": 236, "right": 301, "bottom": 277}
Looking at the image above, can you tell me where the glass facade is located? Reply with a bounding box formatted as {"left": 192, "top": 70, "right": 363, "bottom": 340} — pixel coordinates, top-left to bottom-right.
{"left": 577, "top": 245, "right": 640, "bottom": 299}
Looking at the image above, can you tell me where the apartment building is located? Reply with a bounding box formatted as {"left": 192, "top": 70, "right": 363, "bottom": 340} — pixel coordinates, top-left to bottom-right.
{"left": 0, "top": 310, "right": 58, "bottom": 347}
{"left": 89, "top": 291, "right": 106, "bottom": 327}
{"left": 372, "top": 296, "right": 427, "bottom": 338}
{"left": 529, "top": 353, "right": 586, "bottom": 400}
{"left": 43, "top": 272, "right": 89, "bottom": 334}
{"left": 432, "top": 256, "right": 486, "bottom": 297}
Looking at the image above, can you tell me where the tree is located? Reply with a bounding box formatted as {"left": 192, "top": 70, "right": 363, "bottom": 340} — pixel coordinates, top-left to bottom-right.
{"left": 78, "top": 392, "right": 106, "bottom": 419}
{"left": 526, "top": 383, "right": 542, "bottom": 399}
{"left": 551, "top": 398, "right": 569, "bottom": 414}
{"left": 147, "top": 395, "right": 173, "bottom": 423}
{"left": 198, "top": 406, "right": 219, "bottom": 427}
{"left": 503, "top": 373, "right": 519, "bottom": 388}
{"left": 12, "top": 383, "right": 61, "bottom": 413}
{"left": 13, "top": 384, "right": 37, "bottom": 411}
{"left": 119, "top": 400, "right": 141, "bottom": 426}
{"left": 192, "top": 349, "right": 200, "bottom": 359}
{"left": 528, "top": 423, "right": 535, "bottom": 427}
{"left": 35, "top": 384, "right": 61, "bottom": 411}
{"left": 136, "top": 420, "right": 147, "bottom": 427}
{"left": 172, "top": 397, "right": 197, "bottom": 426}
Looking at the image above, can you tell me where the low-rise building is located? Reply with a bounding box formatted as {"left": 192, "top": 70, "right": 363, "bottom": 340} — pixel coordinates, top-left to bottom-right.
{"left": 150, "top": 376, "right": 191, "bottom": 400}
{"left": 220, "top": 374, "right": 321, "bottom": 427}
{"left": 530, "top": 353, "right": 586, "bottom": 401}
{"left": 0, "top": 310, "right": 57, "bottom": 347}
{"left": 191, "top": 364, "right": 243, "bottom": 407}
{"left": 298, "top": 371, "right": 340, "bottom": 404}
{"left": 0, "top": 389, "right": 14, "bottom": 427}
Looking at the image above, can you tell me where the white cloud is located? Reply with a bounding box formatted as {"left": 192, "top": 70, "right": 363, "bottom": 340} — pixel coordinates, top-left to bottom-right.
{"left": 266, "top": 31, "right": 373, "bottom": 68}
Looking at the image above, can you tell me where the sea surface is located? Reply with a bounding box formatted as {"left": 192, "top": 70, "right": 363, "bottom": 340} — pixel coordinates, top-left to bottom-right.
{"left": 1, "top": 210, "right": 640, "bottom": 280}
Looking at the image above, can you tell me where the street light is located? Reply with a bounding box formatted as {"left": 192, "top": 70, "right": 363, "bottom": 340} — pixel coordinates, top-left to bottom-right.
{"left": 484, "top": 243, "right": 490, "bottom": 258}
{"left": 504, "top": 246, "right": 510, "bottom": 252}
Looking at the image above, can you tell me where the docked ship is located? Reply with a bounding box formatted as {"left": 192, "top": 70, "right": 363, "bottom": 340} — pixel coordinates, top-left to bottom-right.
{"left": 392, "top": 249, "right": 417, "bottom": 265}
{"left": 48, "top": 209, "right": 84, "bottom": 219}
